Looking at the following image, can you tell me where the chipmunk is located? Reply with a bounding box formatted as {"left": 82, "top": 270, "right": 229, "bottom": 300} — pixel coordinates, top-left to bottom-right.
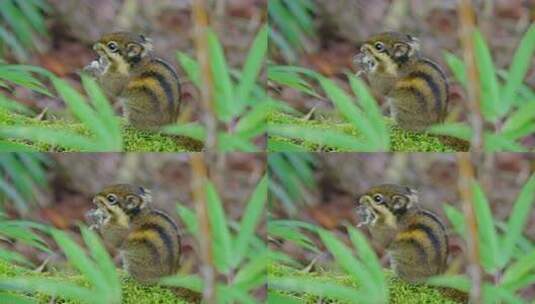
{"left": 86, "top": 184, "right": 181, "bottom": 283}
{"left": 83, "top": 32, "right": 180, "bottom": 129}
{"left": 353, "top": 32, "right": 448, "bottom": 131}
{"left": 356, "top": 184, "right": 448, "bottom": 282}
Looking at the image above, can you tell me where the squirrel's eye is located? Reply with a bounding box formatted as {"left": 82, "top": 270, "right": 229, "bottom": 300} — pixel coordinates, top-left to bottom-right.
{"left": 106, "top": 194, "right": 118, "bottom": 204}
{"left": 373, "top": 194, "right": 383, "bottom": 203}
{"left": 374, "top": 42, "right": 385, "bottom": 51}
{"left": 107, "top": 42, "right": 118, "bottom": 52}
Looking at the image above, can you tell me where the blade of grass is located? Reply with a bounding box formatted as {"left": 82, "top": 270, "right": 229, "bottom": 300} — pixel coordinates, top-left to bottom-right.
{"left": 236, "top": 25, "right": 267, "bottom": 110}
{"left": 473, "top": 30, "right": 500, "bottom": 121}
{"left": 501, "top": 24, "right": 535, "bottom": 110}
{"left": 471, "top": 182, "right": 500, "bottom": 272}
{"left": 207, "top": 29, "right": 234, "bottom": 121}
{"left": 233, "top": 175, "right": 267, "bottom": 266}
{"left": 269, "top": 124, "right": 370, "bottom": 151}
{"left": 499, "top": 174, "right": 535, "bottom": 266}
{"left": 205, "top": 182, "right": 233, "bottom": 273}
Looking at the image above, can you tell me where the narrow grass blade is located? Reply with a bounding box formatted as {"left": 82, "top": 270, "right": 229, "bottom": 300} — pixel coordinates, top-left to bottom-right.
{"left": 51, "top": 229, "right": 107, "bottom": 292}
{"left": 159, "top": 274, "right": 204, "bottom": 293}
{"left": 501, "top": 24, "right": 535, "bottom": 111}
{"left": 176, "top": 204, "right": 198, "bottom": 236}
{"left": 236, "top": 25, "right": 267, "bottom": 110}
{"left": 318, "top": 229, "right": 374, "bottom": 292}
{"left": 205, "top": 182, "right": 233, "bottom": 273}
{"left": 500, "top": 174, "right": 535, "bottom": 266}
{"left": 472, "top": 182, "right": 500, "bottom": 272}
{"left": 269, "top": 124, "right": 369, "bottom": 151}
{"left": 233, "top": 175, "right": 267, "bottom": 266}
{"left": 80, "top": 226, "right": 121, "bottom": 302}
{"left": 207, "top": 29, "right": 234, "bottom": 121}
{"left": 270, "top": 276, "right": 370, "bottom": 303}
{"left": 473, "top": 30, "right": 500, "bottom": 121}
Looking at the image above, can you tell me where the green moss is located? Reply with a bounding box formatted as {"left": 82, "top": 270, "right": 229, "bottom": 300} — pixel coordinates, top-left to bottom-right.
{"left": 0, "top": 259, "right": 195, "bottom": 303}
{"left": 0, "top": 108, "right": 203, "bottom": 152}
{"left": 268, "top": 263, "right": 465, "bottom": 304}
{"left": 267, "top": 110, "right": 466, "bottom": 152}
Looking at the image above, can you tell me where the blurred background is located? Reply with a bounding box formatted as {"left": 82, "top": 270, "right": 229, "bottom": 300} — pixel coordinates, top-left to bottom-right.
{"left": 269, "top": 0, "right": 535, "bottom": 135}
{"left": 0, "top": 152, "right": 265, "bottom": 274}
{"left": 269, "top": 152, "right": 535, "bottom": 299}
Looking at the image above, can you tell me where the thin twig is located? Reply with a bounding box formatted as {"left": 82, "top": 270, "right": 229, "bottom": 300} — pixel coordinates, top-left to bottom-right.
{"left": 192, "top": 0, "right": 218, "bottom": 150}
{"left": 190, "top": 154, "right": 216, "bottom": 303}
{"left": 457, "top": 0, "right": 484, "bottom": 151}
{"left": 456, "top": 152, "right": 482, "bottom": 304}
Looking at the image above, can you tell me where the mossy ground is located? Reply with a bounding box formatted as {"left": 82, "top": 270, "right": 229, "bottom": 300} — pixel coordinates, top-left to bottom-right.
{"left": 0, "top": 259, "right": 197, "bottom": 303}
{"left": 268, "top": 263, "right": 466, "bottom": 304}
{"left": 267, "top": 110, "right": 467, "bottom": 152}
{"left": 0, "top": 108, "right": 203, "bottom": 152}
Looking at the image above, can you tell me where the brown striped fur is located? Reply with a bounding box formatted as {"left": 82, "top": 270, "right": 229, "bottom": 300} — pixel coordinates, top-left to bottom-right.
{"left": 357, "top": 184, "right": 448, "bottom": 282}
{"left": 84, "top": 32, "right": 180, "bottom": 129}
{"left": 90, "top": 184, "right": 181, "bottom": 283}
{"left": 354, "top": 32, "right": 448, "bottom": 131}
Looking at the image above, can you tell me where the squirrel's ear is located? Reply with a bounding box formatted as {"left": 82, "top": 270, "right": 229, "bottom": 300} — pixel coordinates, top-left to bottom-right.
{"left": 125, "top": 194, "right": 143, "bottom": 209}
{"left": 393, "top": 42, "right": 411, "bottom": 59}
{"left": 126, "top": 42, "right": 143, "bottom": 58}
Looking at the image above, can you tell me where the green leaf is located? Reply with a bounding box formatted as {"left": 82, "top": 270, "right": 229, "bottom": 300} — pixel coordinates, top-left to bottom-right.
{"left": 347, "top": 226, "right": 385, "bottom": 292}
{"left": 428, "top": 123, "right": 472, "bottom": 141}
{"left": 443, "top": 52, "right": 467, "bottom": 85}
{"left": 443, "top": 204, "right": 465, "bottom": 236}
{"left": 269, "top": 124, "right": 369, "bottom": 151}
{"left": 501, "top": 24, "right": 535, "bottom": 111}
{"left": 473, "top": 30, "right": 501, "bottom": 121}
{"left": 270, "top": 276, "right": 370, "bottom": 303}
{"left": 15, "top": 0, "right": 48, "bottom": 36}
{"left": 0, "top": 26, "right": 28, "bottom": 61}
{"left": 500, "top": 174, "right": 535, "bottom": 266}
{"left": 160, "top": 274, "right": 204, "bottom": 293}
{"left": 176, "top": 204, "right": 198, "bottom": 236}
{"left": 207, "top": 29, "right": 234, "bottom": 121}
{"left": 267, "top": 292, "right": 301, "bottom": 304}
{"left": 349, "top": 75, "right": 389, "bottom": 148}
{"left": 52, "top": 77, "right": 113, "bottom": 149}
{"left": 0, "top": 292, "right": 36, "bottom": 304}
{"left": 236, "top": 25, "right": 267, "bottom": 110}
{"left": 0, "top": 127, "right": 95, "bottom": 151}
{"left": 205, "top": 181, "right": 233, "bottom": 273}
{"left": 318, "top": 229, "right": 374, "bottom": 293}
{"left": 0, "top": 278, "right": 95, "bottom": 303}
{"left": 483, "top": 283, "right": 524, "bottom": 304}
{"left": 318, "top": 76, "right": 378, "bottom": 148}
{"left": 176, "top": 52, "right": 200, "bottom": 87}
{"left": 472, "top": 182, "right": 500, "bottom": 272}
{"left": 233, "top": 175, "right": 267, "bottom": 266}
{"left": 80, "top": 226, "right": 121, "bottom": 302}
{"left": 162, "top": 123, "right": 206, "bottom": 141}
{"left": 81, "top": 74, "right": 122, "bottom": 150}
{"left": 51, "top": 229, "right": 107, "bottom": 292}
{"left": 233, "top": 250, "right": 268, "bottom": 288}
{"left": 0, "top": 1, "right": 35, "bottom": 49}
{"left": 501, "top": 250, "right": 535, "bottom": 291}
{"left": 501, "top": 99, "right": 535, "bottom": 135}
{"left": 426, "top": 274, "right": 471, "bottom": 292}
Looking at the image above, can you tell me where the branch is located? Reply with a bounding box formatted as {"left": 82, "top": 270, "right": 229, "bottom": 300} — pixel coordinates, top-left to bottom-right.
{"left": 192, "top": 0, "right": 218, "bottom": 150}
{"left": 457, "top": 0, "right": 484, "bottom": 151}
{"left": 189, "top": 153, "right": 216, "bottom": 303}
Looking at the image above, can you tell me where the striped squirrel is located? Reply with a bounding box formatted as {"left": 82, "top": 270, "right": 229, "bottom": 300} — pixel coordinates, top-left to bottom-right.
{"left": 86, "top": 184, "right": 181, "bottom": 283}
{"left": 354, "top": 32, "right": 448, "bottom": 131}
{"left": 83, "top": 32, "right": 180, "bottom": 129}
{"left": 356, "top": 184, "right": 448, "bottom": 282}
